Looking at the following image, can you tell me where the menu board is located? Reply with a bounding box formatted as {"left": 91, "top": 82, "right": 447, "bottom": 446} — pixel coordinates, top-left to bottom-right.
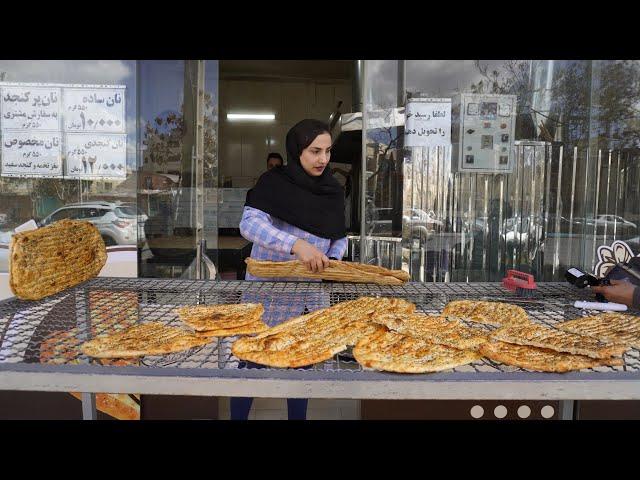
{"left": 1, "top": 131, "right": 63, "bottom": 176}
{"left": 0, "top": 82, "right": 126, "bottom": 178}
{"left": 65, "top": 133, "right": 127, "bottom": 178}
{"left": 1, "top": 86, "right": 61, "bottom": 131}
{"left": 63, "top": 88, "right": 125, "bottom": 133}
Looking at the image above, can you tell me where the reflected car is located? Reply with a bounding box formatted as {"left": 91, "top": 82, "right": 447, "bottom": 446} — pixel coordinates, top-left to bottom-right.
{"left": 40, "top": 201, "right": 146, "bottom": 246}
{"left": 0, "top": 230, "right": 11, "bottom": 272}
{"left": 404, "top": 208, "right": 445, "bottom": 229}
{"left": 591, "top": 214, "right": 637, "bottom": 230}
{"left": 504, "top": 217, "right": 537, "bottom": 245}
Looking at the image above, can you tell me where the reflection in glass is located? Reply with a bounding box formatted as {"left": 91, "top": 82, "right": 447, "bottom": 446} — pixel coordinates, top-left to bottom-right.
{"left": 0, "top": 61, "right": 138, "bottom": 276}
{"left": 362, "top": 60, "right": 640, "bottom": 282}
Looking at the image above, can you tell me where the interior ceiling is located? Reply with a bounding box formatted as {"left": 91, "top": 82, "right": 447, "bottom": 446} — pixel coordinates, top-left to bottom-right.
{"left": 220, "top": 60, "right": 353, "bottom": 81}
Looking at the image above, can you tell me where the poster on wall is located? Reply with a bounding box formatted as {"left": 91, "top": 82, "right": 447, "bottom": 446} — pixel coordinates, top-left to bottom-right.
{"left": 63, "top": 87, "right": 126, "bottom": 133}
{"left": 404, "top": 98, "right": 451, "bottom": 148}
{"left": 1, "top": 86, "right": 62, "bottom": 131}
{"left": 65, "top": 133, "right": 127, "bottom": 179}
{"left": 1, "top": 130, "right": 63, "bottom": 177}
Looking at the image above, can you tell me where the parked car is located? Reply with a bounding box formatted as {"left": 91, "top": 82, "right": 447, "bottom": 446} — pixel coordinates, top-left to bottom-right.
{"left": 39, "top": 201, "right": 146, "bottom": 246}
{"left": 0, "top": 230, "right": 11, "bottom": 272}
{"left": 404, "top": 208, "right": 445, "bottom": 230}
{"left": 589, "top": 214, "right": 637, "bottom": 233}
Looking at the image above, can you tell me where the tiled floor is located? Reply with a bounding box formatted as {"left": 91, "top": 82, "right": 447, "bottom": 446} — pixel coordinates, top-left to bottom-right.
{"left": 218, "top": 397, "right": 360, "bottom": 420}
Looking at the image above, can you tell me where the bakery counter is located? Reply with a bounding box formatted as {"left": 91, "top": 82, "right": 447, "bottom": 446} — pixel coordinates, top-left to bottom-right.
{"left": 1, "top": 278, "right": 639, "bottom": 419}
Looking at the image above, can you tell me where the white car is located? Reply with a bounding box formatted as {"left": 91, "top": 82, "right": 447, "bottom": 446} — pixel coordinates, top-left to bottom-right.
{"left": 40, "top": 201, "right": 146, "bottom": 246}
{"left": 0, "top": 230, "right": 11, "bottom": 273}
{"left": 404, "top": 208, "right": 445, "bottom": 229}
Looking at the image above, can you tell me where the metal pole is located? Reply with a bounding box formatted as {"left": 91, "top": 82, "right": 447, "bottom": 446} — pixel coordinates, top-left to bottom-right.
{"left": 397, "top": 60, "right": 406, "bottom": 107}
{"left": 81, "top": 392, "right": 97, "bottom": 420}
{"left": 360, "top": 60, "right": 368, "bottom": 264}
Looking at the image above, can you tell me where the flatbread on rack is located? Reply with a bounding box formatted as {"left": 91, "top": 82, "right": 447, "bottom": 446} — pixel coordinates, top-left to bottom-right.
{"left": 231, "top": 297, "right": 415, "bottom": 368}
{"left": 353, "top": 330, "right": 481, "bottom": 373}
{"left": 81, "top": 322, "right": 211, "bottom": 358}
{"left": 556, "top": 312, "right": 640, "bottom": 349}
{"left": 479, "top": 341, "right": 623, "bottom": 373}
{"left": 442, "top": 300, "right": 530, "bottom": 326}
{"left": 177, "top": 303, "right": 265, "bottom": 331}
{"left": 373, "top": 313, "right": 489, "bottom": 350}
{"left": 195, "top": 321, "right": 269, "bottom": 338}
{"left": 491, "top": 323, "right": 628, "bottom": 359}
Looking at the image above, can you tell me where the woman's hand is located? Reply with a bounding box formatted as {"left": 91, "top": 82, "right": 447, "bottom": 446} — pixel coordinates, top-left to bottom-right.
{"left": 591, "top": 279, "right": 637, "bottom": 307}
{"left": 291, "top": 239, "right": 330, "bottom": 273}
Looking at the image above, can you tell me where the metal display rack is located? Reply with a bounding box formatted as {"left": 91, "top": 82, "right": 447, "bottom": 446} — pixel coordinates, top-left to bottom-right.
{"left": 1, "top": 278, "right": 639, "bottom": 419}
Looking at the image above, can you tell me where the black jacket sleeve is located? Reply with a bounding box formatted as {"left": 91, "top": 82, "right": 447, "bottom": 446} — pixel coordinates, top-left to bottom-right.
{"left": 633, "top": 286, "right": 640, "bottom": 310}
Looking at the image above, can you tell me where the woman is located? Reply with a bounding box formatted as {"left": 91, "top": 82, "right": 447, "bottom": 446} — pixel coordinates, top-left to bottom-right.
{"left": 231, "top": 119, "right": 348, "bottom": 420}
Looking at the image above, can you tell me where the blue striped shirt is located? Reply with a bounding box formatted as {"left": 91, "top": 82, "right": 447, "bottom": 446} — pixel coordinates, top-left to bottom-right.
{"left": 239, "top": 206, "right": 348, "bottom": 282}
{"left": 238, "top": 206, "right": 348, "bottom": 326}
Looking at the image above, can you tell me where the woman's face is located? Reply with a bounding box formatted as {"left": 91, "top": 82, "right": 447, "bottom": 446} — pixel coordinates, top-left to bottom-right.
{"left": 299, "top": 132, "right": 331, "bottom": 177}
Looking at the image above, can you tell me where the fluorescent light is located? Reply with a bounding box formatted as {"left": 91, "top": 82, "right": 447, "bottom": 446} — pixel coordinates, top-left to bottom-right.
{"left": 227, "top": 113, "right": 275, "bottom": 121}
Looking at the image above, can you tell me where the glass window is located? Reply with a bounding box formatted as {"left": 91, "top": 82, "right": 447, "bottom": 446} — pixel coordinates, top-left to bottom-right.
{"left": 49, "top": 208, "right": 75, "bottom": 222}
{"left": 362, "top": 60, "right": 640, "bottom": 282}
{"left": 0, "top": 60, "right": 138, "bottom": 277}
{"left": 115, "top": 206, "right": 137, "bottom": 217}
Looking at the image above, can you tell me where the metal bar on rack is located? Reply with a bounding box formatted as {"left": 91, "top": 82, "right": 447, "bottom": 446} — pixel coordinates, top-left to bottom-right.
{"left": 559, "top": 400, "right": 575, "bottom": 420}
{"left": 1, "top": 278, "right": 639, "bottom": 401}
{"left": 81, "top": 392, "right": 97, "bottom": 420}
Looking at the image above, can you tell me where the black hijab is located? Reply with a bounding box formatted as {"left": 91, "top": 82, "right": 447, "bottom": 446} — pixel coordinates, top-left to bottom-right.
{"left": 245, "top": 119, "right": 346, "bottom": 240}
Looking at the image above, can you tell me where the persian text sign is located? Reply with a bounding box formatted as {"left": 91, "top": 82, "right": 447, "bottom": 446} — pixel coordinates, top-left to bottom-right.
{"left": 1, "top": 131, "right": 63, "bottom": 176}
{"left": 404, "top": 98, "right": 451, "bottom": 148}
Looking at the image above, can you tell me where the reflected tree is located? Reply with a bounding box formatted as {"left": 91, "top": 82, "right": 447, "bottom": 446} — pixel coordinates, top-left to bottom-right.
{"left": 141, "top": 91, "right": 218, "bottom": 185}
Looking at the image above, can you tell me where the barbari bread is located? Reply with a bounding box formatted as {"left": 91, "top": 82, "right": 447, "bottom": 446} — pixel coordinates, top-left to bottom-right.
{"left": 556, "top": 313, "right": 640, "bottom": 349}
{"left": 491, "top": 323, "right": 628, "bottom": 359}
{"left": 373, "top": 313, "right": 489, "bottom": 350}
{"left": 69, "top": 392, "right": 140, "bottom": 420}
{"left": 10, "top": 219, "right": 107, "bottom": 300}
{"left": 195, "top": 320, "right": 269, "bottom": 338}
{"left": 177, "top": 303, "right": 265, "bottom": 331}
{"left": 245, "top": 258, "right": 409, "bottom": 285}
{"left": 442, "top": 300, "right": 530, "bottom": 326}
{"left": 353, "top": 330, "right": 481, "bottom": 373}
{"left": 479, "top": 341, "right": 623, "bottom": 372}
{"left": 231, "top": 297, "right": 415, "bottom": 367}
{"left": 81, "top": 322, "right": 211, "bottom": 358}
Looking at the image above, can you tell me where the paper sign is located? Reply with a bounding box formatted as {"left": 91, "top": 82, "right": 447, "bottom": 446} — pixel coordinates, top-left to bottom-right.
{"left": 65, "top": 133, "right": 127, "bottom": 178}
{"left": 1, "top": 130, "right": 63, "bottom": 177}
{"left": 63, "top": 87, "right": 126, "bottom": 133}
{"left": 404, "top": 98, "right": 451, "bottom": 148}
{"left": 1, "top": 86, "right": 61, "bottom": 131}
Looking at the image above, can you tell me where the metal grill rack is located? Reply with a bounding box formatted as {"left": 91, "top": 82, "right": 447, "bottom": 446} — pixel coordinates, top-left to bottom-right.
{"left": 1, "top": 277, "right": 640, "bottom": 404}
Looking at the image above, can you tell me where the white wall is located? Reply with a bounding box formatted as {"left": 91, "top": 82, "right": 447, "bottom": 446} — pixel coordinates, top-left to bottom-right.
{"left": 219, "top": 78, "right": 352, "bottom": 186}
